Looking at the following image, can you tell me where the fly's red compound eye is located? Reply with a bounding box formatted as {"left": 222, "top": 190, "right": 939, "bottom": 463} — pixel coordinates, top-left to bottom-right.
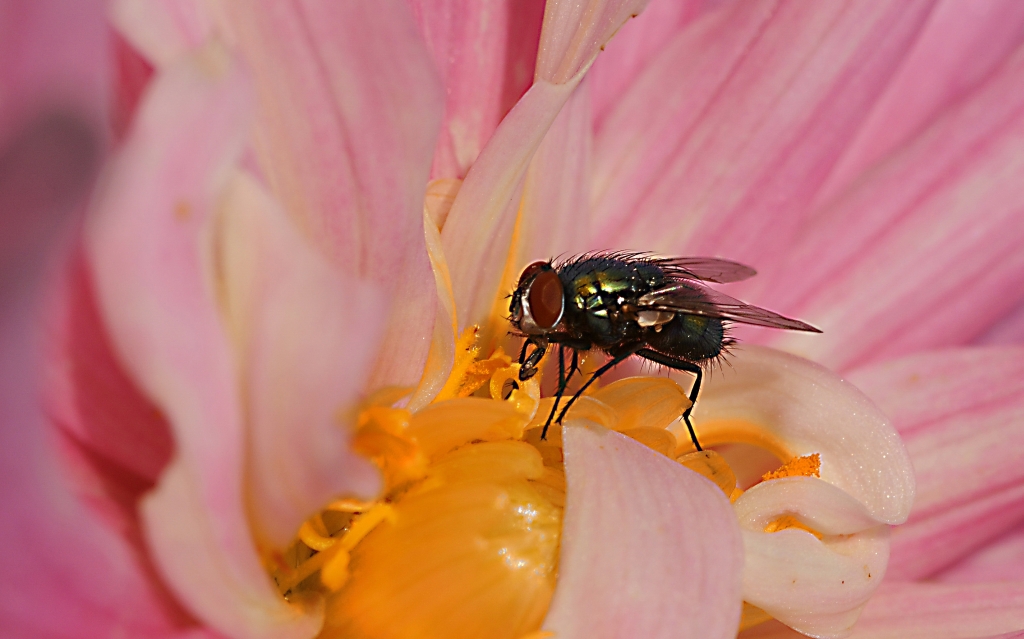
{"left": 517, "top": 261, "right": 549, "bottom": 287}
{"left": 527, "top": 269, "right": 564, "bottom": 329}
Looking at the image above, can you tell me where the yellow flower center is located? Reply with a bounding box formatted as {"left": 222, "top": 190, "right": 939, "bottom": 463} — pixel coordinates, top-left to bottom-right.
{"left": 265, "top": 329, "right": 821, "bottom": 639}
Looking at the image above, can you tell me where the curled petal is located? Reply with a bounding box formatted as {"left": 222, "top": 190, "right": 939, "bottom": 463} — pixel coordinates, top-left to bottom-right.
{"left": 111, "top": 0, "right": 211, "bottom": 66}
{"left": 216, "top": 171, "right": 383, "bottom": 549}
{"left": 544, "top": 420, "right": 743, "bottom": 639}
{"left": 212, "top": 0, "right": 443, "bottom": 390}
{"left": 536, "top": 0, "right": 651, "bottom": 84}
{"left": 688, "top": 345, "right": 915, "bottom": 525}
{"left": 848, "top": 347, "right": 1024, "bottom": 580}
{"left": 736, "top": 479, "right": 892, "bottom": 638}
{"left": 85, "top": 49, "right": 316, "bottom": 638}
{"left": 409, "top": 0, "right": 546, "bottom": 179}
{"left": 444, "top": 0, "right": 649, "bottom": 331}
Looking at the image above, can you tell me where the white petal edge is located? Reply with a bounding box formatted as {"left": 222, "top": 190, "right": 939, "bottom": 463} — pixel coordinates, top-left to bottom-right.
{"left": 736, "top": 478, "right": 892, "bottom": 638}
{"left": 687, "top": 345, "right": 915, "bottom": 525}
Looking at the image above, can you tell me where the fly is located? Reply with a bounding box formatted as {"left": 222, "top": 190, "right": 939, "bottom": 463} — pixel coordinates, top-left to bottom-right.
{"left": 507, "top": 252, "right": 821, "bottom": 448}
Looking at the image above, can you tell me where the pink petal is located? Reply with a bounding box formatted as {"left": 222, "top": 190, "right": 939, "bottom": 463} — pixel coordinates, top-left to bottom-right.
{"left": 847, "top": 348, "right": 1024, "bottom": 581}
{"left": 3, "top": 271, "right": 214, "bottom": 639}
{"left": 210, "top": 1, "right": 443, "bottom": 390}
{"left": 978, "top": 300, "right": 1024, "bottom": 345}
{"left": 45, "top": 250, "right": 174, "bottom": 531}
{"left": 407, "top": 192, "right": 460, "bottom": 411}
{"left": 849, "top": 582, "right": 1024, "bottom": 639}
{"left": 591, "top": 1, "right": 936, "bottom": 269}
{"left": 110, "top": 0, "right": 211, "bottom": 66}
{"left": 216, "top": 172, "right": 383, "bottom": 549}
{"left": 535, "top": 0, "right": 652, "bottom": 84}
{"left": 443, "top": 0, "right": 649, "bottom": 328}
{"left": 543, "top": 420, "right": 743, "bottom": 639}
{"left": 741, "top": 581, "right": 1024, "bottom": 639}
{"left": 409, "top": 0, "right": 546, "bottom": 179}
{"left": 442, "top": 77, "right": 580, "bottom": 328}
{"left": 736, "top": 479, "right": 892, "bottom": 638}
{"left": 759, "top": 47, "right": 1024, "bottom": 370}
{"left": 690, "top": 345, "right": 915, "bottom": 525}
{"left": 85, "top": 50, "right": 316, "bottom": 638}
{"left": 514, "top": 75, "right": 594, "bottom": 265}
{"left": 590, "top": 0, "right": 726, "bottom": 127}
{"left": 935, "top": 518, "right": 1024, "bottom": 585}
{"left": 815, "top": 0, "right": 1024, "bottom": 205}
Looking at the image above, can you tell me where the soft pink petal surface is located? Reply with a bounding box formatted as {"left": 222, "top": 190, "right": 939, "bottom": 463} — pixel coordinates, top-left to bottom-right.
{"left": 743, "top": 582, "right": 1024, "bottom": 638}
{"left": 589, "top": 0, "right": 727, "bottom": 127}
{"left": 409, "top": 0, "right": 545, "bottom": 179}
{"left": 216, "top": 172, "right": 383, "bottom": 549}
{"left": 760, "top": 44, "right": 1024, "bottom": 369}
{"left": 935, "top": 519, "right": 1024, "bottom": 584}
{"left": 847, "top": 347, "right": 1024, "bottom": 580}
{"left": 85, "top": 50, "right": 316, "bottom": 639}
{"left": 591, "top": 1, "right": 936, "bottom": 267}
{"left": 689, "top": 345, "right": 915, "bottom": 524}
{"left": 0, "top": 3, "right": 199, "bottom": 636}
{"left": 201, "top": 0, "right": 442, "bottom": 391}
{"left": 543, "top": 420, "right": 742, "bottom": 639}
{"left": 815, "top": 0, "right": 1024, "bottom": 205}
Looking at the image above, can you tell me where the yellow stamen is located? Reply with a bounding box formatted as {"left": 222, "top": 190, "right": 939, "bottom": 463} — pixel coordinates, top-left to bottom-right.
{"left": 274, "top": 348, "right": 783, "bottom": 638}
{"left": 761, "top": 453, "right": 821, "bottom": 481}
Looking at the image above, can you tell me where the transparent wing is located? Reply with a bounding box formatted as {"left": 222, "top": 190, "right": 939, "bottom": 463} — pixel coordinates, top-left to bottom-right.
{"left": 656, "top": 257, "right": 757, "bottom": 283}
{"left": 638, "top": 281, "right": 821, "bottom": 332}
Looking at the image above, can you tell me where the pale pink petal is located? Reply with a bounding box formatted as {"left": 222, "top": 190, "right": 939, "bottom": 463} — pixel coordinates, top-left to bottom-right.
{"left": 847, "top": 348, "right": 1024, "bottom": 580}
{"left": 590, "top": 0, "right": 727, "bottom": 127}
{"left": 444, "top": 0, "right": 648, "bottom": 328}
{"left": 217, "top": 171, "right": 383, "bottom": 549}
{"left": 536, "top": 0, "right": 652, "bottom": 84}
{"left": 407, "top": 186, "right": 461, "bottom": 411}
{"left": 935, "top": 519, "right": 1024, "bottom": 584}
{"left": 85, "top": 50, "right": 316, "bottom": 638}
{"left": 3, "top": 271, "right": 215, "bottom": 639}
{"left": 688, "top": 345, "right": 915, "bottom": 525}
{"left": 208, "top": 1, "right": 442, "bottom": 390}
{"left": 759, "top": 47, "right": 1024, "bottom": 370}
{"left": 409, "top": 0, "right": 546, "bottom": 179}
{"left": 0, "top": 4, "right": 210, "bottom": 632}
{"left": 442, "top": 78, "right": 580, "bottom": 329}
{"left": 736, "top": 479, "right": 892, "bottom": 638}
{"left": 543, "top": 420, "right": 743, "bottom": 639}
{"left": 591, "top": 1, "right": 936, "bottom": 270}
{"left": 111, "top": 0, "right": 211, "bottom": 66}
{"left": 816, "top": 0, "right": 1024, "bottom": 204}
{"left": 514, "top": 75, "right": 594, "bottom": 266}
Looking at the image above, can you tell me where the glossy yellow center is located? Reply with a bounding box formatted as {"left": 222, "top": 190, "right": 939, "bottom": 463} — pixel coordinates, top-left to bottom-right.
{"left": 266, "top": 329, "right": 820, "bottom": 639}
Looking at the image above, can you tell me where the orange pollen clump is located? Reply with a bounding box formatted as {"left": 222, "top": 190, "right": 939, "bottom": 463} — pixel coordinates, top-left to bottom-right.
{"left": 266, "top": 329, "right": 810, "bottom": 639}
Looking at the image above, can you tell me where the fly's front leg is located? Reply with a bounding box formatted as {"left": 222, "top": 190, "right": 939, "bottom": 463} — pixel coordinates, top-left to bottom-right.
{"left": 518, "top": 339, "right": 547, "bottom": 382}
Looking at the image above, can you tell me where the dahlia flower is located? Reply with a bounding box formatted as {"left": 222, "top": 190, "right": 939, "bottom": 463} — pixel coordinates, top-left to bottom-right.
{"left": 2, "top": 1, "right": 1023, "bottom": 639}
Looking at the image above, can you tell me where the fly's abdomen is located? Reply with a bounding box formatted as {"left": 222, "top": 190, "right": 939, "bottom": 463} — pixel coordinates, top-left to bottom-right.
{"left": 646, "top": 313, "right": 725, "bottom": 364}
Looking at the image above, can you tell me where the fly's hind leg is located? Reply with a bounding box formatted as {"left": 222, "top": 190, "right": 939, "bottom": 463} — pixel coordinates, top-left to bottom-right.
{"left": 636, "top": 348, "right": 704, "bottom": 452}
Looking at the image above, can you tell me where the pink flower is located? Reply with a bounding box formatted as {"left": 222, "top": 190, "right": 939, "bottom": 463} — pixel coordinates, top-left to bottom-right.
{"left": 2, "top": 2, "right": 1023, "bottom": 639}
